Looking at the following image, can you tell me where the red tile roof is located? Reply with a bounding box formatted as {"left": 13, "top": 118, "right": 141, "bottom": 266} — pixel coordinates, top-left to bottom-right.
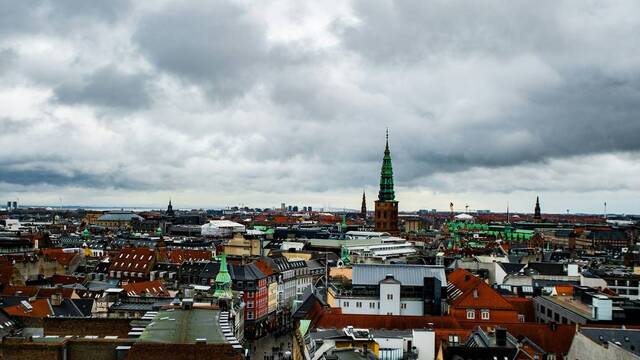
{"left": 122, "top": 280, "right": 169, "bottom": 297}
{"left": 39, "top": 249, "right": 79, "bottom": 266}
{"left": 447, "top": 268, "right": 516, "bottom": 310}
{"left": 159, "top": 249, "right": 212, "bottom": 264}
{"left": 254, "top": 259, "right": 274, "bottom": 277}
{"left": 315, "top": 311, "right": 462, "bottom": 330}
{"left": 109, "top": 248, "right": 155, "bottom": 274}
{"left": 2, "top": 285, "right": 74, "bottom": 299}
{"left": 458, "top": 322, "right": 577, "bottom": 355}
{"left": 3, "top": 298, "right": 52, "bottom": 318}
{"left": 505, "top": 297, "right": 535, "bottom": 322}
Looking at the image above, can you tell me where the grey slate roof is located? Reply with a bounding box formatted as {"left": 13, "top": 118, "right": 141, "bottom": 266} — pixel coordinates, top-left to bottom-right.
{"left": 97, "top": 211, "right": 144, "bottom": 222}
{"left": 352, "top": 264, "right": 446, "bottom": 286}
{"left": 580, "top": 327, "right": 640, "bottom": 356}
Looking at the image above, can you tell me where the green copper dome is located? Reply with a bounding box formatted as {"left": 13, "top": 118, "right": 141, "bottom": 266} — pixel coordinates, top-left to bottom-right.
{"left": 378, "top": 130, "right": 395, "bottom": 202}
{"left": 156, "top": 227, "right": 163, "bottom": 237}
{"left": 82, "top": 229, "right": 90, "bottom": 238}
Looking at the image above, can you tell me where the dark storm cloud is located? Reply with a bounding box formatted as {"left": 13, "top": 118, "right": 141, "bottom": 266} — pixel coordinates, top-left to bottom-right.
{"left": 134, "top": 1, "right": 269, "bottom": 101}
{"left": 0, "top": 165, "right": 148, "bottom": 190}
{"left": 331, "top": 0, "right": 640, "bottom": 182}
{"left": 54, "top": 66, "right": 151, "bottom": 110}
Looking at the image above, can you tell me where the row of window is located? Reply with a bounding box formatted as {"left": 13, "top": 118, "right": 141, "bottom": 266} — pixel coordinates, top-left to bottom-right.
{"left": 466, "top": 309, "right": 490, "bottom": 320}
{"left": 537, "top": 304, "right": 575, "bottom": 324}
{"left": 342, "top": 301, "right": 408, "bottom": 310}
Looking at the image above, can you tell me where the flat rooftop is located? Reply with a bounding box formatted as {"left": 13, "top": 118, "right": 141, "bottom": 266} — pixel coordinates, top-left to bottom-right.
{"left": 137, "top": 308, "right": 226, "bottom": 344}
{"left": 541, "top": 295, "right": 593, "bottom": 319}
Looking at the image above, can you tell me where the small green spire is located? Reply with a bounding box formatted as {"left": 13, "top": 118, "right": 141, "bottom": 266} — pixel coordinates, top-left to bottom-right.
{"left": 82, "top": 229, "right": 90, "bottom": 239}
{"left": 156, "top": 227, "right": 163, "bottom": 237}
{"left": 341, "top": 214, "right": 347, "bottom": 231}
{"left": 213, "top": 253, "right": 233, "bottom": 299}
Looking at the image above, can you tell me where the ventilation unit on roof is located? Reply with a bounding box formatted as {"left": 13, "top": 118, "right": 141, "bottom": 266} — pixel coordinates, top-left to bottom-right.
{"left": 20, "top": 300, "right": 33, "bottom": 312}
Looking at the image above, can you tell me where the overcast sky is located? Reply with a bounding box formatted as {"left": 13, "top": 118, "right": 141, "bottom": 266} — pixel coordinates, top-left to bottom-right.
{"left": 1, "top": 0, "right": 639, "bottom": 214}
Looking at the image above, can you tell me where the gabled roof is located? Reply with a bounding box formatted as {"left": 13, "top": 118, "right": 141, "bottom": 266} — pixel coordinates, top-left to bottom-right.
{"left": 447, "top": 269, "right": 516, "bottom": 310}
{"left": 498, "top": 262, "right": 525, "bottom": 275}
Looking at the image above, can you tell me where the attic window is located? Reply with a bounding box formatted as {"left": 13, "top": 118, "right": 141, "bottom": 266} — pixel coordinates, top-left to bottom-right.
{"left": 473, "top": 289, "right": 478, "bottom": 298}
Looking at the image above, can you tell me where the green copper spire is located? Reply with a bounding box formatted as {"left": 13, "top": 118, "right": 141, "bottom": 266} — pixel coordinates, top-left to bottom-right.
{"left": 82, "top": 229, "right": 90, "bottom": 239}
{"left": 340, "top": 246, "right": 351, "bottom": 266}
{"left": 213, "top": 253, "right": 233, "bottom": 299}
{"left": 156, "top": 227, "right": 163, "bottom": 237}
{"left": 341, "top": 214, "right": 347, "bottom": 231}
{"left": 378, "top": 129, "right": 395, "bottom": 202}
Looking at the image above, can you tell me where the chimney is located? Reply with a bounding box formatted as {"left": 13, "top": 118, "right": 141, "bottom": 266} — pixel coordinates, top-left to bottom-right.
{"left": 51, "top": 293, "right": 62, "bottom": 306}
{"left": 495, "top": 328, "right": 507, "bottom": 347}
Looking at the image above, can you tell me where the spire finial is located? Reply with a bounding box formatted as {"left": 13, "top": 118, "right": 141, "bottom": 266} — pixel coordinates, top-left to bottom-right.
{"left": 385, "top": 128, "right": 389, "bottom": 147}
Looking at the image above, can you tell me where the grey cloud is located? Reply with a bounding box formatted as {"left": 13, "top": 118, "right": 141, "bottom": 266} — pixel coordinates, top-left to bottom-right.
{"left": 134, "top": 1, "right": 269, "bottom": 101}
{"left": 0, "top": 0, "right": 130, "bottom": 34}
{"left": 0, "top": 167, "right": 145, "bottom": 190}
{"left": 54, "top": 66, "right": 151, "bottom": 109}
{"left": 1, "top": 0, "right": 640, "bottom": 212}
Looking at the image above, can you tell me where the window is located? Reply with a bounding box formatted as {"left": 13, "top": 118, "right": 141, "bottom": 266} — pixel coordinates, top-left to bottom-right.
{"left": 401, "top": 303, "right": 407, "bottom": 309}
{"left": 356, "top": 302, "right": 362, "bottom": 308}
{"left": 247, "top": 311, "right": 254, "bottom": 320}
{"left": 247, "top": 301, "right": 254, "bottom": 308}
{"left": 448, "top": 335, "right": 459, "bottom": 344}
{"left": 343, "top": 301, "right": 349, "bottom": 307}
{"left": 518, "top": 314, "right": 525, "bottom": 322}
{"left": 472, "top": 289, "right": 478, "bottom": 298}
{"left": 466, "top": 309, "right": 475, "bottom": 319}
{"left": 387, "top": 294, "right": 393, "bottom": 300}
{"left": 481, "top": 309, "right": 490, "bottom": 320}
{"left": 370, "top": 302, "right": 376, "bottom": 308}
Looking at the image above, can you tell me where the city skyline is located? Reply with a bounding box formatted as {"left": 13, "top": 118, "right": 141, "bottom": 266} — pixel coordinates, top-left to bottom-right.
{"left": 1, "top": 1, "right": 640, "bottom": 214}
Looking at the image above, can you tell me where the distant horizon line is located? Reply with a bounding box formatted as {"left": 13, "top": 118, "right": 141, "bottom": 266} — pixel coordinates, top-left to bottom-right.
{"left": 3, "top": 203, "right": 637, "bottom": 217}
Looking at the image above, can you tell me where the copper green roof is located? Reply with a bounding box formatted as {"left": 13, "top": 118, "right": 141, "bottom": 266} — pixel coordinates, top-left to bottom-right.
{"left": 213, "top": 253, "right": 232, "bottom": 299}
{"left": 378, "top": 130, "right": 395, "bottom": 202}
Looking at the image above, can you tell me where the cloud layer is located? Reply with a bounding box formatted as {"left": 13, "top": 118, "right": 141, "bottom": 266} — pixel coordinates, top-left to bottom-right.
{"left": 1, "top": 0, "right": 639, "bottom": 213}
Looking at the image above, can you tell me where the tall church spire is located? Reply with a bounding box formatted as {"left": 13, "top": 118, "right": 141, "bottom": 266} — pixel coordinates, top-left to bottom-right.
{"left": 361, "top": 190, "right": 367, "bottom": 219}
{"left": 534, "top": 196, "right": 541, "bottom": 220}
{"left": 374, "top": 129, "right": 399, "bottom": 235}
{"left": 378, "top": 128, "right": 395, "bottom": 202}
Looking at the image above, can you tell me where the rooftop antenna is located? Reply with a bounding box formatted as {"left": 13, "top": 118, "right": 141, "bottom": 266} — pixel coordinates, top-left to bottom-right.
{"left": 604, "top": 202, "right": 607, "bottom": 220}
